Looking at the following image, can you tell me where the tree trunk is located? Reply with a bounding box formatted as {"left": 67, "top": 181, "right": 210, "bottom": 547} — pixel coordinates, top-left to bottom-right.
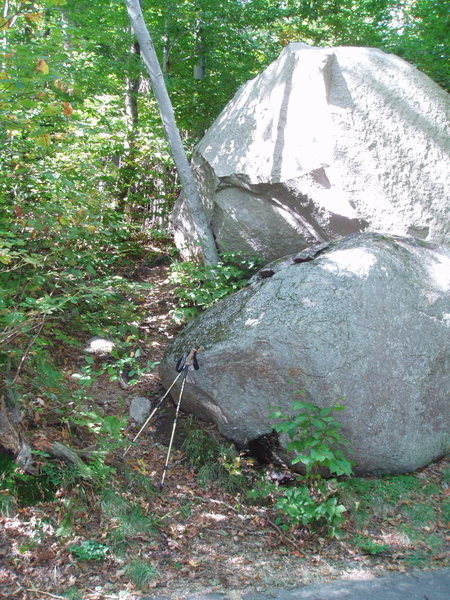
{"left": 124, "top": 0, "right": 219, "bottom": 265}
{"left": 0, "top": 394, "right": 33, "bottom": 471}
{"left": 125, "top": 40, "right": 140, "bottom": 135}
{"left": 117, "top": 37, "right": 141, "bottom": 214}
{"left": 162, "top": 4, "right": 171, "bottom": 76}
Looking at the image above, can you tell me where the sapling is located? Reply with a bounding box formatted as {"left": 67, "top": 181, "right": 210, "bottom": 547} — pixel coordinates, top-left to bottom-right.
{"left": 266, "top": 393, "right": 353, "bottom": 537}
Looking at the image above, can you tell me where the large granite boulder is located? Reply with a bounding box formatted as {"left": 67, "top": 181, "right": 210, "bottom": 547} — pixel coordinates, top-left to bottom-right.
{"left": 160, "top": 233, "right": 450, "bottom": 474}
{"left": 173, "top": 44, "right": 450, "bottom": 262}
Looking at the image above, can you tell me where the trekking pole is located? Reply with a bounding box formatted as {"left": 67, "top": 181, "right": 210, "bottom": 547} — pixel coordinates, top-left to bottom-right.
{"left": 123, "top": 367, "right": 186, "bottom": 457}
{"left": 159, "top": 347, "right": 202, "bottom": 489}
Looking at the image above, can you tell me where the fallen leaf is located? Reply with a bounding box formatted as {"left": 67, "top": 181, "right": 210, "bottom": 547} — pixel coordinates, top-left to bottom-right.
{"left": 25, "top": 12, "right": 43, "bottom": 23}
{"left": 36, "top": 59, "right": 49, "bottom": 74}
{"left": 62, "top": 102, "right": 73, "bottom": 116}
{"left": 188, "top": 560, "right": 200, "bottom": 568}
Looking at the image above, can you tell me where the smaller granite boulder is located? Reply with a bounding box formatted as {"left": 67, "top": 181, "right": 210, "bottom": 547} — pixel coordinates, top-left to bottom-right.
{"left": 129, "top": 396, "right": 152, "bottom": 424}
{"left": 84, "top": 336, "right": 115, "bottom": 356}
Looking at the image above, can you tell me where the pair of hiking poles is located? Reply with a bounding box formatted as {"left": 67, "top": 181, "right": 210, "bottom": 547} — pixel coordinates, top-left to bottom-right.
{"left": 123, "top": 347, "right": 202, "bottom": 489}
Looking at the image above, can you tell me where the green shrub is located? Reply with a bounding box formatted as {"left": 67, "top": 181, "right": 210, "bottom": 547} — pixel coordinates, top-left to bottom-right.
{"left": 0, "top": 198, "right": 153, "bottom": 479}
{"left": 76, "top": 349, "right": 159, "bottom": 390}
{"left": 250, "top": 393, "right": 353, "bottom": 538}
{"left": 274, "top": 484, "right": 347, "bottom": 538}
{"left": 169, "top": 251, "right": 262, "bottom": 322}
{"left": 269, "top": 394, "right": 353, "bottom": 477}
{"left": 68, "top": 539, "right": 109, "bottom": 561}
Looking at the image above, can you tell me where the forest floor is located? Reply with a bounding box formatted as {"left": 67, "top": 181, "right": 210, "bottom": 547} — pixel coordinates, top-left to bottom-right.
{"left": 1, "top": 262, "right": 449, "bottom": 600}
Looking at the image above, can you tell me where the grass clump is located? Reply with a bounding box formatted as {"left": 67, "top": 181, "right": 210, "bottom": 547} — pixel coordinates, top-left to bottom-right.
{"left": 340, "top": 474, "right": 423, "bottom": 507}
{"left": 114, "top": 504, "right": 160, "bottom": 538}
{"left": 339, "top": 464, "right": 447, "bottom": 565}
{"left": 353, "top": 534, "right": 390, "bottom": 555}
{"left": 97, "top": 486, "right": 160, "bottom": 559}
{"left": 125, "top": 559, "right": 159, "bottom": 590}
{"left": 63, "top": 588, "right": 83, "bottom": 600}
{"left": 182, "top": 417, "right": 253, "bottom": 493}
{"left": 99, "top": 487, "right": 130, "bottom": 518}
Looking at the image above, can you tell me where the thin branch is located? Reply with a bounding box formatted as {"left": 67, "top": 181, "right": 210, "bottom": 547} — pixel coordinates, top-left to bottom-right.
{"left": 48, "top": 442, "right": 94, "bottom": 479}
{"left": 205, "top": 525, "right": 266, "bottom": 536}
{"left": 1, "top": 12, "right": 20, "bottom": 30}
{"left": 26, "top": 590, "right": 67, "bottom": 600}
{"left": 9, "top": 316, "right": 46, "bottom": 386}
{"left": 257, "top": 510, "right": 308, "bottom": 556}
{"left": 0, "top": 317, "right": 46, "bottom": 346}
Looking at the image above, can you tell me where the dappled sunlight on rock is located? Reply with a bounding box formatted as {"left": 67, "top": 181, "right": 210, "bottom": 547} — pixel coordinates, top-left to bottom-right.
{"left": 160, "top": 233, "right": 450, "bottom": 474}
{"left": 427, "top": 255, "right": 450, "bottom": 291}
{"left": 173, "top": 45, "right": 449, "bottom": 262}
{"left": 320, "top": 248, "right": 377, "bottom": 278}
{"left": 244, "top": 315, "right": 264, "bottom": 327}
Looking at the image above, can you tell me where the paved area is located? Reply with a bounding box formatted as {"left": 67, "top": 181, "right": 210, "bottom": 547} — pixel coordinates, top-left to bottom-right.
{"left": 142, "top": 568, "right": 450, "bottom": 599}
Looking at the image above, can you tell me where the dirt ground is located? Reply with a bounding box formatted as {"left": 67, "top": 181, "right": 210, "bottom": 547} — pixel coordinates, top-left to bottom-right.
{"left": 1, "top": 264, "right": 448, "bottom": 600}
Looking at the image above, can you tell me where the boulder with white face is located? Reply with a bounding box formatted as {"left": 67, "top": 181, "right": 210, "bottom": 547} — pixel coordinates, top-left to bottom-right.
{"left": 173, "top": 44, "right": 450, "bottom": 262}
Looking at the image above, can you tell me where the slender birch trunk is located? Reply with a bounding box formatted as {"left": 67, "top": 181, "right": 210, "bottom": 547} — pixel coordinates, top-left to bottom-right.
{"left": 124, "top": 0, "right": 219, "bottom": 265}
{"left": 117, "top": 37, "right": 140, "bottom": 214}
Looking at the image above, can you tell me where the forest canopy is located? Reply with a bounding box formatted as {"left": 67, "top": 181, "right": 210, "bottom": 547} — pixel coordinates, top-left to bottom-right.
{"left": 1, "top": 0, "right": 448, "bottom": 231}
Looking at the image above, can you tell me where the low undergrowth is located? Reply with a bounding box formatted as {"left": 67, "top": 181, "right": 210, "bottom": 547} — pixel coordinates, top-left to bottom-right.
{"left": 1, "top": 400, "right": 448, "bottom": 596}
{"left": 181, "top": 416, "right": 255, "bottom": 493}
{"left": 168, "top": 251, "right": 262, "bottom": 323}
{"left": 339, "top": 466, "right": 449, "bottom": 566}
{"left": 247, "top": 395, "right": 354, "bottom": 538}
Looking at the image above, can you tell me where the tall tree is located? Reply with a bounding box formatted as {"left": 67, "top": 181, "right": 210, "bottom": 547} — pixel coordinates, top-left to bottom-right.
{"left": 124, "top": 0, "right": 219, "bottom": 265}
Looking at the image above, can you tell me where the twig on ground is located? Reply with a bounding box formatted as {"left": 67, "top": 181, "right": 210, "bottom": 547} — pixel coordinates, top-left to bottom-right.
{"left": 49, "top": 441, "right": 94, "bottom": 479}
{"left": 258, "top": 511, "right": 308, "bottom": 556}
{"left": 204, "top": 526, "right": 266, "bottom": 536}
{"left": 192, "top": 494, "right": 308, "bottom": 555}
{"left": 26, "top": 590, "right": 67, "bottom": 600}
